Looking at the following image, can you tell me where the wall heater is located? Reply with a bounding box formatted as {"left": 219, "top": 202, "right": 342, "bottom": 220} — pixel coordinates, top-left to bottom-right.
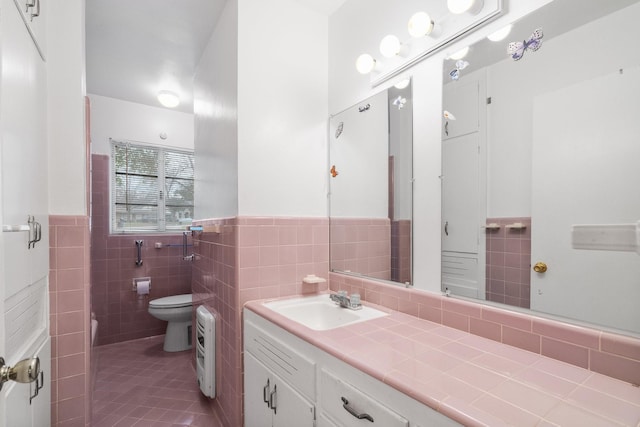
{"left": 196, "top": 305, "right": 215, "bottom": 398}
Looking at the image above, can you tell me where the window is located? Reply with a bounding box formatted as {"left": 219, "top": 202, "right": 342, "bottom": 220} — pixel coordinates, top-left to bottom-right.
{"left": 111, "top": 140, "right": 194, "bottom": 233}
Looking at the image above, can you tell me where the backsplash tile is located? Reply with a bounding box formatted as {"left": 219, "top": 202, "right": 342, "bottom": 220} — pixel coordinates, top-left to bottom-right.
{"left": 486, "top": 217, "right": 531, "bottom": 308}
{"left": 329, "top": 272, "right": 640, "bottom": 386}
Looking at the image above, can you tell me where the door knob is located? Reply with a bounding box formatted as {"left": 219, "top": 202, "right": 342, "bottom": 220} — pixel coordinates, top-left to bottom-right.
{"left": 0, "top": 356, "right": 40, "bottom": 391}
{"left": 533, "top": 262, "right": 548, "bottom": 273}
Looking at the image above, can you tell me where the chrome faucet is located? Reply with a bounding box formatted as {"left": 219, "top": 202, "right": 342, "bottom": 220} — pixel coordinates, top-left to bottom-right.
{"left": 330, "top": 291, "right": 362, "bottom": 310}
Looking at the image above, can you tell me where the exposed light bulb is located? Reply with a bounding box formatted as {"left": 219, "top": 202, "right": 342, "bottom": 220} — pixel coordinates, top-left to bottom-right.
{"left": 487, "top": 24, "right": 513, "bottom": 41}
{"left": 408, "top": 11, "right": 434, "bottom": 38}
{"left": 394, "top": 78, "right": 411, "bottom": 89}
{"left": 448, "top": 46, "right": 470, "bottom": 60}
{"left": 355, "top": 53, "right": 376, "bottom": 74}
{"left": 447, "top": 0, "right": 484, "bottom": 15}
{"left": 157, "top": 90, "right": 180, "bottom": 108}
{"left": 379, "top": 34, "right": 402, "bottom": 58}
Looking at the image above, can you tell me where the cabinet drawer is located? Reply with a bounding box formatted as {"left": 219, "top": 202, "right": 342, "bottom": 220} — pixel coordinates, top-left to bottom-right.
{"left": 320, "top": 369, "right": 408, "bottom": 427}
{"left": 245, "top": 319, "right": 316, "bottom": 400}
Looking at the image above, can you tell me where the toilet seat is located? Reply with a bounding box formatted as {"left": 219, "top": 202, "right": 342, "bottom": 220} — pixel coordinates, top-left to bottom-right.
{"left": 149, "top": 294, "right": 192, "bottom": 309}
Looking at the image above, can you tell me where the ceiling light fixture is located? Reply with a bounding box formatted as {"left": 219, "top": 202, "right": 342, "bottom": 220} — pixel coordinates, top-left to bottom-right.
{"left": 355, "top": 53, "right": 377, "bottom": 74}
{"left": 447, "top": 0, "right": 484, "bottom": 15}
{"left": 487, "top": 24, "right": 512, "bottom": 41}
{"left": 157, "top": 90, "right": 180, "bottom": 108}
{"left": 379, "top": 35, "right": 402, "bottom": 58}
{"left": 408, "top": 11, "right": 435, "bottom": 38}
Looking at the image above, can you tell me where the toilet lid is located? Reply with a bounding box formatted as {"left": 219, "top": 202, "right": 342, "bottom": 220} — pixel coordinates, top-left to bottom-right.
{"left": 149, "top": 294, "right": 192, "bottom": 309}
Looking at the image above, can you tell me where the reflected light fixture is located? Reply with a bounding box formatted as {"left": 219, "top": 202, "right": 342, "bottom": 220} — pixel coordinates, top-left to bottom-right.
{"left": 157, "top": 90, "right": 180, "bottom": 108}
{"left": 447, "top": 0, "right": 484, "bottom": 15}
{"left": 379, "top": 35, "right": 402, "bottom": 58}
{"left": 407, "top": 11, "right": 435, "bottom": 38}
{"left": 355, "top": 53, "right": 377, "bottom": 74}
{"left": 487, "top": 24, "right": 512, "bottom": 41}
{"left": 448, "top": 46, "right": 470, "bottom": 60}
{"left": 394, "top": 78, "right": 411, "bottom": 89}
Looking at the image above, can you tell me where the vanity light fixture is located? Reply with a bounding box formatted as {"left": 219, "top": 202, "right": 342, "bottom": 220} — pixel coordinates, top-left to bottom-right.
{"left": 355, "top": 53, "right": 377, "bottom": 74}
{"left": 407, "top": 11, "right": 435, "bottom": 38}
{"left": 448, "top": 46, "right": 470, "bottom": 60}
{"left": 157, "top": 90, "right": 180, "bottom": 108}
{"left": 447, "top": 0, "right": 484, "bottom": 15}
{"left": 487, "top": 24, "right": 512, "bottom": 41}
{"left": 379, "top": 35, "right": 402, "bottom": 58}
{"left": 394, "top": 78, "right": 411, "bottom": 89}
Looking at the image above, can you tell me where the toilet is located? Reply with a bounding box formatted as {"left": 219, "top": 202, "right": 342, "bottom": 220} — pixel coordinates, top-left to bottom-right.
{"left": 148, "top": 294, "right": 193, "bottom": 352}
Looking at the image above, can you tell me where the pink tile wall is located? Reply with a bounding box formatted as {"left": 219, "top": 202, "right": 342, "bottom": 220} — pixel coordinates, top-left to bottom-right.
{"left": 391, "top": 219, "right": 411, "bottom": 284}
{"left": 191, "top": 217, "right": 239, "bottom": 427}
{"left": 486, "top": 217, "right": 531, "bottom": 308}
{"left": 329, "top": 272, "right": 640, "bottom": 386}
{"left": 50, "top": 215, "right": 91, "bottom": 426}
{"left": 91, "top": 154, "right": 192, "bottom": 345}
{"left": 330, "top": 218, "right": 391, "bottom": 280}
{"left": 191, "top": 216, "right": 330, "bottom": 426}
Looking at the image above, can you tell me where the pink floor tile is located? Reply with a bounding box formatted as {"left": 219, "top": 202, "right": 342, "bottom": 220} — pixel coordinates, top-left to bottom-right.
{"left": 92, "top": 336, "right": 222, "bottom": 426}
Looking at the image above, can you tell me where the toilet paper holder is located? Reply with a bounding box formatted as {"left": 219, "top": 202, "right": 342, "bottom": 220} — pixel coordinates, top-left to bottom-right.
{"left": 132, "top": 277, "right": 151, "bottom": 294}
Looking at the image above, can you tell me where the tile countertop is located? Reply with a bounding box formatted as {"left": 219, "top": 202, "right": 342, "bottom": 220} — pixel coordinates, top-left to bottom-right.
{"left": 244, "top": 297, "right": 640, "bottom": 427}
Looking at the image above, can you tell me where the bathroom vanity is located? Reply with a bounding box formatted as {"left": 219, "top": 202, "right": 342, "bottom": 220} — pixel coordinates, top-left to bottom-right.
{"left": 244, "top": 308, "right": 458, "bottom": 427}
{"left": 244, "top": 295, "right": 640, "bottom": 426}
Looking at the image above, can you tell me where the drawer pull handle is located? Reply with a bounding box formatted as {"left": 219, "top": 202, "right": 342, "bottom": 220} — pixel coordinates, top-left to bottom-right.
{"left": 263, "top": 379, "right": 270, "bottom": 407}
{"left": 270, "top": 385, "right": 278, "bottom": 414}
{"left": 341, "top": 397, "right": 374, "bottom": 423}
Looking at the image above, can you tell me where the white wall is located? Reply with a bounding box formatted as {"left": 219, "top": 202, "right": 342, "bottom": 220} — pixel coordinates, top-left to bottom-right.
{"left": 47, "top": 0, "right": 87, "bottom": 215}
{"left": 89, "top": 94, "right": 194, "bottom": 155}
{"left": 194, "top": 0, "right": 239, "bottom": 219}
{"left": 237, "top": 0, "right": 328, "bottom": 217}
{"left": 328, "top": 0, "right": 552, "bottom": 292}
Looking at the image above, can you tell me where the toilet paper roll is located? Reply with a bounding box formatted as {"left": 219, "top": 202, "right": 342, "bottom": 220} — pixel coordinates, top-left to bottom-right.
{"left": 137, "top": 280, "right": 150, "bottom": 295}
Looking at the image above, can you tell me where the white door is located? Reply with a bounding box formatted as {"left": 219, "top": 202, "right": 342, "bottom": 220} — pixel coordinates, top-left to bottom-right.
{"left": 531, "top": 68, "right": 640, "bottom": 333}
{"left": 441, "top": 76, "right": 486, "bottom": 299}
{"left": 0, "top": 0, "right": 50, "bottom": 425}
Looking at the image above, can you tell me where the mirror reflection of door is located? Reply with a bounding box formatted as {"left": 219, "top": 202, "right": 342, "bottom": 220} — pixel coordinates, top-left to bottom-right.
{"left": 531, "top": 68, "right": 640, "bottom": 333}
{"left": 441, "top": 77, "right": 486, "bottom": 299}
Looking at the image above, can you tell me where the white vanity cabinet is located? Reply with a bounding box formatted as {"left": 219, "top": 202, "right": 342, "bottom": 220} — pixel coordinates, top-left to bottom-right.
{"left": 245, "top": 353, "right": 315, "bottom": 427}
{"left": 320, "top": 368, "right": 408, "bottom": 427}
{"left": 244, "top": 318, "right": 317, "bottom": 427}
{"left": 243, "top": 309, "right": 460, "bottom": 427}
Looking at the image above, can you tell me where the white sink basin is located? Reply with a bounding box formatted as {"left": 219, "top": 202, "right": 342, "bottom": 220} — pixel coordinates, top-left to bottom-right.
{"left": 263, "top": 294, "right": 389, "bottom": 331}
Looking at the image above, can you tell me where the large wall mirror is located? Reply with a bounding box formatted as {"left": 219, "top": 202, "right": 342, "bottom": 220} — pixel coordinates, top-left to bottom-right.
{"left": 329, "top": 80, "right": 413, "bottom": 285}
{"left": 441, "top": 0, "right": 640, "bottom": 335}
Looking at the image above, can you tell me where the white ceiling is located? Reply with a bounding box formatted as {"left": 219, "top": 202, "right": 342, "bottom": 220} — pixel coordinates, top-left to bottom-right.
{"left": 85, "top": 0, "right": 347, "bottom": 114}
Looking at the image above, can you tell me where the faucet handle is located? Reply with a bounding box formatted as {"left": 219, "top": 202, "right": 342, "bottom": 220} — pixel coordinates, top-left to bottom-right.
{"left": 338, "top": 290, "right": 348, "bottom": 298}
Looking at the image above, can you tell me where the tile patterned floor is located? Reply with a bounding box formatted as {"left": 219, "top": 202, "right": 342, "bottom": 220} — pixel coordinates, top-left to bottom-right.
{"left": 92, "top": 336, "right": 221, "bottom": 426}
